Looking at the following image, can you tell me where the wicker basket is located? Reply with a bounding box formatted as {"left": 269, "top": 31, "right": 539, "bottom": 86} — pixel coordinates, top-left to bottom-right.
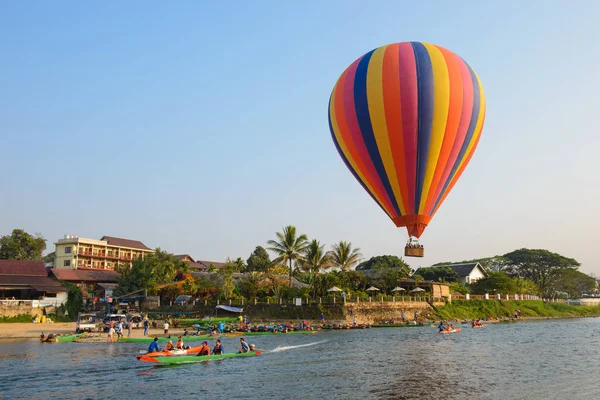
{"left": 404, "top": 246, "right": 424, "bottom": 257}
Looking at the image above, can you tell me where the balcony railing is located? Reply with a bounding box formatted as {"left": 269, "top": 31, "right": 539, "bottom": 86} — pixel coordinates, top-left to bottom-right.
{"left": 77, "top": 250, "right": 133, "bottom": 261}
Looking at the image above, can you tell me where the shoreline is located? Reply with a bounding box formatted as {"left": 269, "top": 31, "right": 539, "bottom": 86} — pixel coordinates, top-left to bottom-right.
{"left": 2, "top": 314, "right": 598, "bottom": 339}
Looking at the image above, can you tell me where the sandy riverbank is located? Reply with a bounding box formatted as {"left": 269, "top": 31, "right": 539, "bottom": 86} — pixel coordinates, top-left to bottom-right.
{"left": 0, "top": 323, "right": 197, "bottom": 339}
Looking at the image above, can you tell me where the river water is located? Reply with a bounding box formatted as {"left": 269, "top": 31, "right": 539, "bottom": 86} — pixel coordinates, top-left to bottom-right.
{"left": 1, "top": 318, "right": 600, "bottom": 399}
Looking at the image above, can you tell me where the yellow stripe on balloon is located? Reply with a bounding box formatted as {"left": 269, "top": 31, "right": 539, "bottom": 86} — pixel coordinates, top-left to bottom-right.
{"left": 365, "top": 46, "right": 406, "bottom": 215}
{"left": 418, "top": 43, "right": 450, "bottom": 214}
{"left": 329, "top": 81, "right": 394, "bottom": 219}
{"left": 455, "top": 72, "right": 486, "bottom": 173}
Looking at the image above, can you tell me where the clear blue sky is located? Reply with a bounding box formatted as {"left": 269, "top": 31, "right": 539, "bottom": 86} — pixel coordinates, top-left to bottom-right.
{"left": 1, "top": 1, "right": 599, "bottom": 273}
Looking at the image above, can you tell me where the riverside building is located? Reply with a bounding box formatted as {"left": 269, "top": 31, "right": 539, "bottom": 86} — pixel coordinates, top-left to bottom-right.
{"left": 54, "top": 235, "right": 154, "bottom": 270}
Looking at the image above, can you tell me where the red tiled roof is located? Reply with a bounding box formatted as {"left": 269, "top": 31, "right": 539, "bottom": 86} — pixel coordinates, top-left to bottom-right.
{"left": 174, "top": 254, "right": 195, "bottom": 262}
{"left": 51, "top": 269, "right": 120, "bottom": 283}
{"left": 0, "top": 260, "right": 47, "bottom": 276}
{"left": 0, "top": 275, "right": 60, "bottom": 286}
{"left": 99, "top": 236, "right": 152, "bottom": 251}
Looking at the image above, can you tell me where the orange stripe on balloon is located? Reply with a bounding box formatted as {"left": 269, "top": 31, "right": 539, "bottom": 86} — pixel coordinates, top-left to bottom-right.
{"left": 382, "top": 43, "right": 409, "bottom": 215}
{"left": 423, "top": 47, "right": 464, "bottom": 215}
{"left": 335, "top": 62, "right": 397, "bottom": 217}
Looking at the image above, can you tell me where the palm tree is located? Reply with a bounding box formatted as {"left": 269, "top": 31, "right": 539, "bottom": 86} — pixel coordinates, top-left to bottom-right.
{"left": 328, "top": 241, "right": 363, "bottom": 271}
{"left": 301, "top": 240, "right": 331, "bottom": 297}
{"left": 267, "top": 225, "right": 309, "bottom": 287}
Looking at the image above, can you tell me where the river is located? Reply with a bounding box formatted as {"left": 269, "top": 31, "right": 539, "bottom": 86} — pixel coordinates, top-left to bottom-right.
{"left": 1, "top": 318, "right": 599, "bottom": 399}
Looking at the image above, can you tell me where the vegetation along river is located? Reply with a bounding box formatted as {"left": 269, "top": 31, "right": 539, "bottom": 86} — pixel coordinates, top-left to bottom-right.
{"left": 1, "top": 318, "right": 600, "bottom": 399}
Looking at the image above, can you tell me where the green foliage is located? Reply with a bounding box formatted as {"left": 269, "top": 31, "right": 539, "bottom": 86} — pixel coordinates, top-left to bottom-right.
{"left": 0, "top": 229, "right": 47, "bottom": 261}
{"left": 449, "top": 282, "right": 469, "bottom": 295}
{"left": 470, "top": 272, "right": 519, "bottom": 295}
{"left": 356, "top": 255, "right": 411, "bottom": 274}
{"left": 238, "top": 271, "right": 261, "bottom": 299}
{"left": 267, "top": 225, "right": 309, "bottom": 287}
{"left": 114, "top": 249, "right": 188, "bottom": 296}
{"left": 414, "top": 266, "right": 459, "bottom": 282}
{"left": 301, "top": 240, "right": 331, "bottom": 297}
{"left": 62, "top": 281, "right": 83, "bottom": 320}
{"left": 433, "top": 256, "right": 510, "bottom": 272}
{"left": 503, "top": 248, "right": 580, "bottom": 297}
{"left": 435, "top": 300, "right": 600, "bottom": 320}
{"left": 217, "top": 267, "right": 235, "bottom": 299}
{"left": 554, "top": 269, "right": 597, "bottom": 298}
{"left": 246, "top": 246, "right": 271, "bottom": 272}
{"left": 0, "top": 314, "right": 36, "bottom": 323}
{"left": 328, "top": 241, "right": 362, "bottom": 271}
{"left": 43, "top": 251, "right": 55, "bottom": 264}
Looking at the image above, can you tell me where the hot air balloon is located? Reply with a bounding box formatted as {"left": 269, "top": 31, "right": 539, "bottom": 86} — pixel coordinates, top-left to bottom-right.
{"left": 328, "top": 42, "right": 486, "bottom": 257}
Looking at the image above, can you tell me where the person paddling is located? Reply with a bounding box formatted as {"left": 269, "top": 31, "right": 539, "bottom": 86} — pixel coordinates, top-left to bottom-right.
{"left": 438, "top": 322, "right": 446, "bottom": 332}
{"left": 165, "top": 340, "right": 174, "bottom": 351}
{"left": 212, "top": 339, "right": 224, "bottom": 355}
{"left": 239, "top": 338, "right": 249, "bottom": 353}
{"left": 148, "top": 337, "right": 160, "bottom": 353}
{"left": 176, "top": 336, "right": 184, "bottom": 350}
{"left": 197, "top": 341, "right": 211, "bottom": 356}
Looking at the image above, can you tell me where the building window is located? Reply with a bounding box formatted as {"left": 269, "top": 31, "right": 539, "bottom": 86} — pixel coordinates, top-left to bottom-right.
{"left": 65, "top": 246, "right": 72, "bottom": 254}
{"left": 64, "top": 260, "right": 71, "bottom": 267}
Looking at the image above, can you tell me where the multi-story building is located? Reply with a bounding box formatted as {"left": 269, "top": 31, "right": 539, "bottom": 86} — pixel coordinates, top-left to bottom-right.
{"left": 54, "top": 235, "right": 154, "bottom": 270}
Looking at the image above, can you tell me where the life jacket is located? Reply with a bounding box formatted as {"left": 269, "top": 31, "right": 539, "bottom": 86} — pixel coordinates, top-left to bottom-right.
{"left": 176, "top": 340, "right": 183, "bottom": 349}
{"left": 213, "top": 345, "right": 222, "bottom": 354}
{"left": 199, "top": 345, "right": 210, "bottom": 356}
{"left": 166, "top": 342, "right": 174, "bottom": 351}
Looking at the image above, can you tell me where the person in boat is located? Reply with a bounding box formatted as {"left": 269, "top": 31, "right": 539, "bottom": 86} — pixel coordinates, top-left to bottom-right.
{"left": 148, "top": 337, "right": 160, "bottom": 354}
{"left": 239, "top": 338, "right": 249, "bottom": 353}
{"left": 197, "top": 341, "right": 210, "bottom": 356}
{"left": 40, "top": 332, "right": 45, "bottom": 340}
{"left": 213, "top": 339, "right": 224, "bottom": 355}
{"left": 438, "top": 322, "right": 446, "bottom": 332}
{"left": 165, "top": 340, "right": 174, "bottom": 351}
{"left": 249, "top": 344, "right": 256, "bottom": 352}
{"left": 176, "top": 337, "right": 184, "bottom": 349}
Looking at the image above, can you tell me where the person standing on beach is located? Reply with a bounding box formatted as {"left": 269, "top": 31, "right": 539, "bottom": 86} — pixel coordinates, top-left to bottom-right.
{"left": 143, "top": 319, "right": 149, "bottom": 336}
{"left": 107, "top": 326, "right": 115, "bottom": 343}
{"left": 127, "top": 320, "right": 132, "bottom": 337}
{"left": 164, "top": 320, "right": 169, "bottom": 335}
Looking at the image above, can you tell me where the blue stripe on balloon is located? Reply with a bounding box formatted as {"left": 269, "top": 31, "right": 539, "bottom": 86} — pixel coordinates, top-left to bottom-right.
{"left": 328, "top": 96, "right": 390, "bottom": 218}
{"left": 411, "top": 42, "right": 434, "bottom": 214}
{"left": 353, "top": 49, "right": 402, "bottom": 217}
{"left": 431, "top": 61, "right": 481, "bottom": 213}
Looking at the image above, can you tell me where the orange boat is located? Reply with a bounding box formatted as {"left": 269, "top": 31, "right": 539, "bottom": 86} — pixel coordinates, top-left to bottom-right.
{"left": 438, "top": 328, "right": 461, "bottom": 334}
{"left": 136, "top": 346, "right": 202, "bottom": 359}
{"left": 472, "top": 324, "right": 485, "bottom": 329}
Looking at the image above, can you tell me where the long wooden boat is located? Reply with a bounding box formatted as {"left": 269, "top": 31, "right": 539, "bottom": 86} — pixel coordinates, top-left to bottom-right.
{"left": 138, "top": 351, "right": 260, "bottom": 364}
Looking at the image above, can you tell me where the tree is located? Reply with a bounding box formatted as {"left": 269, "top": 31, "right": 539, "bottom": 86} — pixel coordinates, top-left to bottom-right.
{"left": 503, "top": 248, "right": 580, "bottom": 297}
{"left": 43, "top": 251, "right": 56, "bottom": 265}
{"left": 239, "top": 271, "right": 262, "bottom": 299}
{"left": 356, "top": 255, "right": 411, "bottom": 275}
{"left": 0, "top": 229, "right": 46, "bottom": 261}
{"left": 223, "top": 257, "right": 246, "bottom": 273}
{"left": 554, "top": 269, "right": 597, "bottom": 298}
{"left": 328, "top": 241, "right": 362, "bottom": 271}
{"left": 115, "top": 249, "right": 188, "bottom": 296}
{"left": 246, "top": 246, "right": 271, "bottom": 272}
{"left": 62, "top": 281, "right": 83, "bottom": 320}
{"left": 414, "top": 266, "right": 459, "bottom": 282}
{"left": 267, "top": 225, "right": 309, "bottom": 287}
{"left": 470, "top": 272, "right": 519, "bottom": 295}
{"left": 301, "top": 240, "right": 331, "bottom": 297}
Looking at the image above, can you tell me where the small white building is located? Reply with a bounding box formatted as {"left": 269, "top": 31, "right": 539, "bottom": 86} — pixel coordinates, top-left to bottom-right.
{"left": 444, "top": 262, "right": 487, "bottom": 284}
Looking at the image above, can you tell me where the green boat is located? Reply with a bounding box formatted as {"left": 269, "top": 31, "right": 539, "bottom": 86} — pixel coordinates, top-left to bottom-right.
{"left": 119, "top": 335, "right": 215, "bottom": 343}
{"left": 370, "top": 323, "right": 434, "bottom": 328}
{"left": 139, "top": 351, "right": 260, "bottom": 365}
{"left": 54, "top": 333, "right": 84, "bottom": 342}
{"left": 241, "top": 330, "right": 317, "bottom": 336}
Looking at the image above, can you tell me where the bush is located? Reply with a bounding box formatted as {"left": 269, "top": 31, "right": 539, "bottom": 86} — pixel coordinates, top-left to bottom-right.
{"left": 61, "top": 281, "right": 83, "bottom": 321}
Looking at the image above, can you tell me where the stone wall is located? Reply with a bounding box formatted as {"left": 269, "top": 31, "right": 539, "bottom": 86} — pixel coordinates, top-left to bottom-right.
{"left": 0, "top": 303, "right": 42, "bottom": 318}
{"left": 343, "top": 301, "right": 439, "bottom": 324}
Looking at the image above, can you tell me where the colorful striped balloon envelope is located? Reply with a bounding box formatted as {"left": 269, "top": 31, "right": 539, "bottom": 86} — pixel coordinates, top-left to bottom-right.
{"left": 328, "top": 42, "right": 486, "bottom": 240}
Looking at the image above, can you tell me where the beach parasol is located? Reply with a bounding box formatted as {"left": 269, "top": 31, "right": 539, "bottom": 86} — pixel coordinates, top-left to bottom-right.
{"left": 327, "top": 286, "right": 342, "bottom": 292}
{"left": 391, "top": 287, "right": 406, "bottom": 292}
{"left": 366, "top": 286, "right": 380, "bottom": 292}
{"left": 412, "top": 287, "right": 425, "bottom": 292}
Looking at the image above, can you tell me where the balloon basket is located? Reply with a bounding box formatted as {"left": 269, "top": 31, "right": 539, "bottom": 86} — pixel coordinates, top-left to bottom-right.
{"left": 404, "top": 246, "right": 424, "bottom": 257}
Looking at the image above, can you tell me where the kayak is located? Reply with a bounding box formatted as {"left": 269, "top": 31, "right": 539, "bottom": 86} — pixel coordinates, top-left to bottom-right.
{"left": 137, "top": 346, "right": 203, "bottom": 359}
{"left": 41, "top": 333, "right": 84, "bottom": 343}
{"left": 472, "top": 325, "right": 485, "bottom": 329}
{"left": 370, "top": 324, "right": 425, "bottom": 328}
{"left": 139, "top": 351, "right": 260, "bottom": 365}
{"left": 438, "top": 328, "right": 461, "bottom": 334}
{"left": 241, "top": 330, "right": 317, "bottom": 336}
{"left": 119, "top": 335, "right": 215, "bottom": 343}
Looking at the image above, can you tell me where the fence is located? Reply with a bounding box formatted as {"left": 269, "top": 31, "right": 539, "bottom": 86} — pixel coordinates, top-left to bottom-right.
{"left": 160, "top": 292, "right": 553, "bottom": 308}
